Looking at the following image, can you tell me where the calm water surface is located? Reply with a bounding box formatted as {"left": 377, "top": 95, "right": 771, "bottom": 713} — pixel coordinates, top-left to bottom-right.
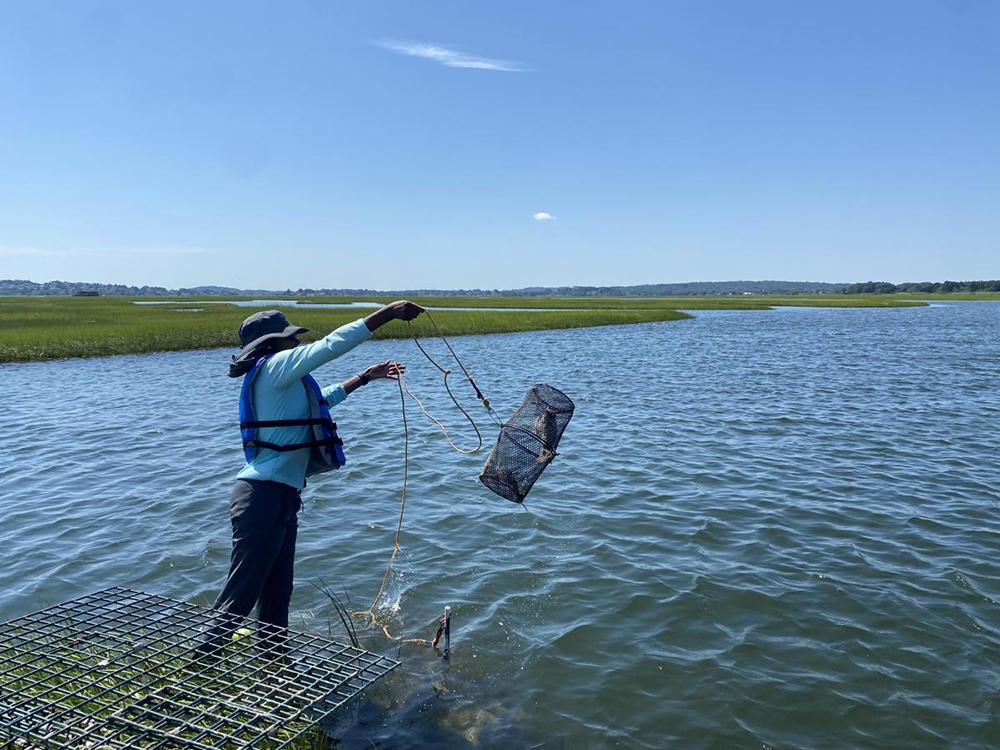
{"left": 2, "top": 303, "right": 999, "bottom": 748}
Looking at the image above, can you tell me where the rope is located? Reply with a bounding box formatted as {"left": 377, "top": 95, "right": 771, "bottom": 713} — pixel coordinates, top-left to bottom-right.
{"left": 354, "top": 311, "right": 499, "bottom": 643}
{"left": 355, "top": 374, "right": 409, "bottom": 621}
{"left": 409, "top": 310, "right": 503, "bottom": 427}
{"left": 400, "top": 377, "right": 481, "bottom": 454}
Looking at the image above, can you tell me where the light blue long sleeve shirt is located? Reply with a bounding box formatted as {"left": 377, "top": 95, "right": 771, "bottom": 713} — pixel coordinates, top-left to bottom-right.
{"left": 236, "top": 318, "right": 372, "bottom": 489}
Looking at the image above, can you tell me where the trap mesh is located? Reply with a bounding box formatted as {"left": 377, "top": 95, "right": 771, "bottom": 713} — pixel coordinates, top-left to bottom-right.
{"left": 0, "top": 587, "right": 398, "bottom": 749}
{"left": 480, "top": 384, "right": 574, "bottom": 503}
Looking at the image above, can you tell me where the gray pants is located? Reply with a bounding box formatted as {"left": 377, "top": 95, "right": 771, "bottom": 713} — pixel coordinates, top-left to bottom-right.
{"left": 202, "top": 479, "right": 302, "bottom": 651}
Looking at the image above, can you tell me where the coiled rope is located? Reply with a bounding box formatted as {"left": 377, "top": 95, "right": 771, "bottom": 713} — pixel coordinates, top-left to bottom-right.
{"left": 408, "top": 310, "right": 503, "bottom": 430}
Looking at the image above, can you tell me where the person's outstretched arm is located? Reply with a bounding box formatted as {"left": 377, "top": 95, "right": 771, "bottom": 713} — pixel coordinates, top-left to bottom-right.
{"left": 268, "top": 301, "right": 425, "bottom": 387}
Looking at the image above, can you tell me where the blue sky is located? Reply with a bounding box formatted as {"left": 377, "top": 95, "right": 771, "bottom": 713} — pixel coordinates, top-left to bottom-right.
{"left": 0, "top": 1, "right": 997, "bottom": 290}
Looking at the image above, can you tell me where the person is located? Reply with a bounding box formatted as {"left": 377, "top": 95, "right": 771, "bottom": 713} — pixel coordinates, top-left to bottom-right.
{"left": 198, "top": 300, "right": 424, "bottom": 657}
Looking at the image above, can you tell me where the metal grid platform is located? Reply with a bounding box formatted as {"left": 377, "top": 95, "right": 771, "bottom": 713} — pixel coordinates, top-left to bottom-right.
{"left": 0, "top": 587, "right": 399, "bottom": 749}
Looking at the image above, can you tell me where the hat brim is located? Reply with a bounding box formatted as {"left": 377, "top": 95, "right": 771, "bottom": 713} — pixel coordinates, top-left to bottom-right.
{"left": 238, "top": 324, "right": 309, "bottom": 356}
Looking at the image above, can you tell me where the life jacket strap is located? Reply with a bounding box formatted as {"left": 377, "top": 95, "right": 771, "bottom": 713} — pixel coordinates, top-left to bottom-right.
{"left": 241, "top": 418, "right": 330, "bottom": 428}
{"left": 244, "top": 435, "right": 344, "bottom": 453}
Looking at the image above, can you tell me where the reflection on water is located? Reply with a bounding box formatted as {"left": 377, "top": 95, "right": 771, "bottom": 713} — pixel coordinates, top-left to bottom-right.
{"left": 1, "top": 303, "right": 999, "bottom": 748}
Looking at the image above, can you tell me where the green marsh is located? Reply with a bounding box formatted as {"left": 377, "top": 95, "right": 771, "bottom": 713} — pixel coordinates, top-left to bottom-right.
{"left": 0, "top": 293, "right": 961, "bottom": 364}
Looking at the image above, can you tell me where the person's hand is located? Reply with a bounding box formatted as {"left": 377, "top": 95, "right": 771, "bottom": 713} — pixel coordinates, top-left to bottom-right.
{"left": 364, "top": 300, "right": 425, "bottom": 331}
{"left": 386, "top": 300, "right": 424, "bottom": 321}
{"left": 362, "top": 360, "right": 406, "bottom": 381}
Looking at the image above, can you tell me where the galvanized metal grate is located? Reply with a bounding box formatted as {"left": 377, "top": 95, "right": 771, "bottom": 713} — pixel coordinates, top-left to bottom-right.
{"left": 0, "top": 587, "right": 399, "bottom": 748}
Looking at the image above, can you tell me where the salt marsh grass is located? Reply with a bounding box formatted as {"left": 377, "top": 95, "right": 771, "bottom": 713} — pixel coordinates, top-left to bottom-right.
{"left": 0, "top": 294, "right": 934, "bottom": 363}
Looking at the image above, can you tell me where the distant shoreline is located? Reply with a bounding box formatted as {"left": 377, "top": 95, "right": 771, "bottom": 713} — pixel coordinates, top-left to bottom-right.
{"left": 2, "top": 293, "right": 996, "bottom": 364}
{"left": 5, "top": 278, "right": 1000, "bottom": 299}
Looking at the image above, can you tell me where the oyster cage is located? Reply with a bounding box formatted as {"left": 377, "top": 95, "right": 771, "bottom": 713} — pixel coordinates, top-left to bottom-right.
{"left": 0, "top": 587, "right": 399, "bottom": 749}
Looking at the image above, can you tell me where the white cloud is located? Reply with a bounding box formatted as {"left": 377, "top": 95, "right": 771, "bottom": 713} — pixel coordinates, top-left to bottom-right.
{"left": 533, "top": 212, "right": 556, "bottom": 221}
{"left": 375, "top": 40, "right": 526, "bottom": 72}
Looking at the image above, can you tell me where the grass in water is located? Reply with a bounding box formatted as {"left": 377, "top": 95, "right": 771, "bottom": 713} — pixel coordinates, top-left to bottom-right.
{"left": 2, "top": 631, "right": 334, "bottom": 748}
{"left": 0, "top": 589, "right": 399, "bottom": 749}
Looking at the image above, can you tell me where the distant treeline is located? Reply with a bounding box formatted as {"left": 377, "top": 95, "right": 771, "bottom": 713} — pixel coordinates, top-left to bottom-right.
{"left": 0, "top": 278, "right": 850, "bottom": 297}
{"left": 844, "top": 280, "right": 1000, "bottom": 294}
{"left": 504, "top": 280, "right": 851, "bottom": 296}
{"left": 2, "top": 278, "right": 999, "bottom": 298}
{"left": 1, "top": 279, "right": 212, "bottom": 297}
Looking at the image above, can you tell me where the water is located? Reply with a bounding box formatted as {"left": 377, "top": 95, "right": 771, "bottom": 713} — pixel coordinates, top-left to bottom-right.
{"left": 2, "top": 303, "right": 999, "bottom": 748}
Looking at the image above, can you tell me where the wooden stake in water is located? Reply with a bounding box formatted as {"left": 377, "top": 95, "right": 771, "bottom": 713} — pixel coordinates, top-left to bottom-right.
{"left": 432, "top": 605, "right": 452, "bottom": 659}
{"left": 444, "top": 605, "right": 451, "bottom": 657}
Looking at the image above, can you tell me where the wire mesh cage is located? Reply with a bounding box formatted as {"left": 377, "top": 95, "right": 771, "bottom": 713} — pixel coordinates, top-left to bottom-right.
{"left": 0, "top": 587, "right": 398, "bottom": 749}
{"left": 479, "top": 384, "right": 574, "bottom": 503}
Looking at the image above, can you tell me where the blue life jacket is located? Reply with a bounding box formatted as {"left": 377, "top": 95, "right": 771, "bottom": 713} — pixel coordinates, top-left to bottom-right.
{"left": 239, "top": 356, "right": 346, "bottom": 477}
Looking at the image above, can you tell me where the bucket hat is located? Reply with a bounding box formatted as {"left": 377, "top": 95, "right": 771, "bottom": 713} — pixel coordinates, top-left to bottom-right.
{"left": 237, "top": 310, "right": 309, "bottom": 355}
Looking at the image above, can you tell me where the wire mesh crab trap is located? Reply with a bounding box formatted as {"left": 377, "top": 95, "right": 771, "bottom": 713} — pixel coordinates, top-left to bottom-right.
{"left": 0, "top": 587, "right": 398, "bottom": 749}
{"left": 479, "top": 384, "right": 574, "bottom": 503}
